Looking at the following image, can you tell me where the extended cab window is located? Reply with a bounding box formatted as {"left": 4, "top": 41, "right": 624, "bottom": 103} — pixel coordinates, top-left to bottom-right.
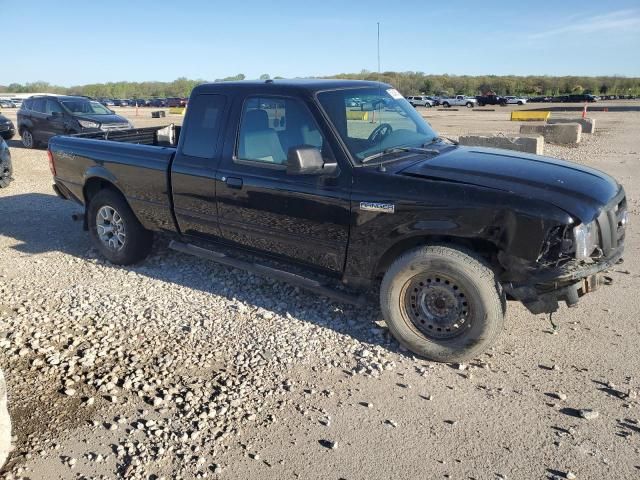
{"left": 236, "top": 96, "right": 330, "bottom": 165}
{"left": 181, "top": 94, "right": 226, "bottom": 158}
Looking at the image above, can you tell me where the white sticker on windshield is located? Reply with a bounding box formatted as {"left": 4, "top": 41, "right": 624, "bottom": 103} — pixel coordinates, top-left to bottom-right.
{"left": 386, "top": 88, "right": 403, "bottom": 100}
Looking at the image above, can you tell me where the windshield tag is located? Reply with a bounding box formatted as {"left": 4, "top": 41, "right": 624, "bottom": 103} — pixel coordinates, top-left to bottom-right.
{"left": 360, "top": 202, "right": 395, "bottom": 214}
{"left": 386, "top": 88, "right": 403, "bottom": 100}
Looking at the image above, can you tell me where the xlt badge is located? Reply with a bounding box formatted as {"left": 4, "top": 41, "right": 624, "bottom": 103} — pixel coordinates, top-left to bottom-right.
{"left": 360, "top": 202, "right": 395, "bottom": 214}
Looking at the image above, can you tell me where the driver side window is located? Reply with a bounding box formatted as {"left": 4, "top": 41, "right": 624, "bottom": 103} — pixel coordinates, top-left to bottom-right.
{"left": 45, "top": 100, "right": 63, "bottom": 115}
{"left": 236, "top": 96, "right": 332, "bottom": 166}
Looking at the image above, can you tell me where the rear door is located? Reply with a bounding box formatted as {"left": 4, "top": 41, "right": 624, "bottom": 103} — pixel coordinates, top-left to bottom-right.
{"left": 214, "top": 92, "right": 352, "bottom": 273}
{"left": 171, "top": 93, "right": 229, "bottom": 238}
{"left": 29, "top": 98, "right": 47, "bottom": 142}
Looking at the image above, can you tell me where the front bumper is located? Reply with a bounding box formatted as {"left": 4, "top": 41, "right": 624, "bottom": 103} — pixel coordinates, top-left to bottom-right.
{"left": 504, "top": 246, "right": 624, "bottom": 314}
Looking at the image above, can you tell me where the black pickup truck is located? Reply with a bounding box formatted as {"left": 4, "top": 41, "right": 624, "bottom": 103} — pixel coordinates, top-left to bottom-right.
{"left": 476, "top": 94, "right": 508, "bottom": 107}
{"left": 48, "top": 79, "right": 627, "bottom": 362}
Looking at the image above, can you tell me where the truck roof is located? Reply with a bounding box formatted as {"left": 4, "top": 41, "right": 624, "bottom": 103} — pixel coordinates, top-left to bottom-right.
{"left": 193, "top": 79, "right": 390, "bottom": 95}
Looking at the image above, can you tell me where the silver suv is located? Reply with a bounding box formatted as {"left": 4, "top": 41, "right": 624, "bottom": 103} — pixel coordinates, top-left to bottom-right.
{"left": 406, "top": 96, "right": 434, "bottom": 108}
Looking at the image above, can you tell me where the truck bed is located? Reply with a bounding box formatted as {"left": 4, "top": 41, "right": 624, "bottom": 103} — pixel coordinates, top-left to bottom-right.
{"left": 72, "top": 124, "right": 180, "bottom": 147}
{"left": 49, "top": 130, "right": 178, "bottom": 233}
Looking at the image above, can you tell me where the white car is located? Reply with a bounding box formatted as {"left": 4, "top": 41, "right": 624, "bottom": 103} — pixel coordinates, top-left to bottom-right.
{"left": 440, "top": 95, "right": 477, "bottom": 108}
{"left": 406, "top": 96, "right": 433, "bottom": 107}
{"left": 505, "top": 96, "right": 527, "bottom": 105}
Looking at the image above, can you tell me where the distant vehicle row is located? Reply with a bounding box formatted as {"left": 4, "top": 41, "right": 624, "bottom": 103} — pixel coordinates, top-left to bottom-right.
{"left": 97, "top": 97, "right": 188, "bottom": 108}
{"left": 404, "top": 92, "right": 639, "bottom": 107}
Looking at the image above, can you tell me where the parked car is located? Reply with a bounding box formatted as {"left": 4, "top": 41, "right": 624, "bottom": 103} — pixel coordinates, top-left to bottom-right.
{"left": 476, "top": 94, "right": 507, "bottom": 107}
{"left": 0, "top": 100, "right": 15, "bottom": 108}
{"left": 148, "top": 98, "right": 167, "bottom": 107}
{"left": 568, "top": 94, "right": 597, "bottom": 103}
{"left": 130, "top": 99, "right": 148, "bottom": 107}
{"left": 166, "top": 97, "right": 187, "bottom": 107}
{"left": 528, "top": 96, "right": 553, "bottom": 103}
{"left": 406, "top": 96, "right": 433, "bottom": 107}
{"left": 17, "top": 95, "right": 132, "bottom": 149}
{"left": 47, "top": 79, "right": 627, "bottom": 363}
{"left": 10, "top": 99, "right": 22, "bottom": 108}
{"left": 0, "top": 138, "right": 12, "bottom": 188}
{"left": 505, "top": 96, "right": 527, "bottom": 105}
{"left": 0, "top": 114, "right": 15, "bottom": 140}
{"left": 100, "top": 98, "right": 116, "bottom": 106}
{"left": 113, "top": 99, "right": 129, "bottom": 107}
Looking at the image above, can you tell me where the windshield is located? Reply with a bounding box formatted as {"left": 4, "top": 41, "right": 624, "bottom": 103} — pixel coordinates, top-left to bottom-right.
{"left": 317, "top": 87, "right": 438, "bottom": 162}
{"left": 61, "top": 99, "right": 112, "bottom": 115}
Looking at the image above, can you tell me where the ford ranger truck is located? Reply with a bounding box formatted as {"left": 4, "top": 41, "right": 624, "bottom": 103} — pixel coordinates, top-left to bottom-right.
{"left": 48, "top": 79, "right": 627, "bottom": 363}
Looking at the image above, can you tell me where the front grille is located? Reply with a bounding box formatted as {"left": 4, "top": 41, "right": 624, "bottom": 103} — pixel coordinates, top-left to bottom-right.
{"left": 596, "top": 191, "right": 627, "bottom": 257}
{"left": 100, "top": 123, "right": 130, "bottom": 131}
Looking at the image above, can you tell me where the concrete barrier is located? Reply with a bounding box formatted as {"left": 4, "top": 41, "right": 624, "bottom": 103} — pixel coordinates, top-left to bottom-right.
{"left": 511, "top": 111, "right": 550, "bottom": 121}
{"left": 520, "top": 123, "right": 582, "bottom": 144}
{"left": 169, "top": 107, "right": 186, "bottom": 116}
{"left": 459, "top": 134, "right": 544, "bottom": 155}
{"left": 0, "top": 369, "right": 10, "bottom": 468}
{"left": 548, "top": 117, "right": 596, "bottom": 133}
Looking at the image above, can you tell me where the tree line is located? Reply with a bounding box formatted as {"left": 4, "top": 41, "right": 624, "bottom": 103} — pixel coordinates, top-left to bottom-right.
{"left": 2, "top": 72, "right": 639, "bottom": 98}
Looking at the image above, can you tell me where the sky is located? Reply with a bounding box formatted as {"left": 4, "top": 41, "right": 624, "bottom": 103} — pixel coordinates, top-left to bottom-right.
{"left": 1, "top": 0, "right": 639, "bottom": 86}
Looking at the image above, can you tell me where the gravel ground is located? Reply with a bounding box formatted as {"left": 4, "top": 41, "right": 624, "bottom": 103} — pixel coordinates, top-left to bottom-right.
{"left": 0, "top": 105, "right": 639, "bottom": 479}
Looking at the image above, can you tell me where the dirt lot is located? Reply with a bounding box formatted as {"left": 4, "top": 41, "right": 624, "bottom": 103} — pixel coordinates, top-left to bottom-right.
{"left": 1, "top": 103, "right": 639, "bottom": 480}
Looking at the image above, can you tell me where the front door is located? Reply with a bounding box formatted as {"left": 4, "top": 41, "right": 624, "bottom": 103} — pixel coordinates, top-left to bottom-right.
{"left": 43, "top": 99, "right": 67, "bottom": 141}
{"left": 215, "top": 93, "right": 352, "bottom": 273}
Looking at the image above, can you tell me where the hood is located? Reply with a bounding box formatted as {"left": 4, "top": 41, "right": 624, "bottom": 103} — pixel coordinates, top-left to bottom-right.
{"left": 76, "top": 114, "right": 129, "bottom": 125}
{"left": 399, "top": 146, "right": 620, "bottom": 222}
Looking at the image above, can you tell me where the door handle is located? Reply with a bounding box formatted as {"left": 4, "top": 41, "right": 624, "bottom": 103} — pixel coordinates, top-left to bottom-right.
{"left": 224, "top": 176, "right": 243, "bottom": 189}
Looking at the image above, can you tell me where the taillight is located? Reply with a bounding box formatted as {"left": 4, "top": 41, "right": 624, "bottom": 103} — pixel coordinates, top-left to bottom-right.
{"left": 47, "top": 150, "right": 56, "bottom": 176}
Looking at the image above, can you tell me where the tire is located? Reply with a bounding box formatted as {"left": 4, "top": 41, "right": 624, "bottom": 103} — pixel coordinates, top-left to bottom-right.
{"left": 517, "top": 101, "right": 523, "bottom": 105}
{"left": 88, "top": 189, "right": 153, "bottom": 265}
{"left": 21, "top": 129, "right": 34, "bottom": 149}
{"left": 0, "top": 154, "right": 12, "bottom": 189}
{"left": 466, "top": 102, "right": 473, "bottom": 108}
{"left": 442, "top": 102, "right": 450, "bottom": 108}
{"left": 380, "top": 245, "right": 505, "bottom": 363}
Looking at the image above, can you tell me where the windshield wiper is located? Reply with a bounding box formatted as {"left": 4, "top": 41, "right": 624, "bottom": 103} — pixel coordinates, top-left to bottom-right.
{"left": 361, "top": 146, "right": 440, "bottom": 164}
{"left": 424, "top": 136, "right": 458, "bottom": 146}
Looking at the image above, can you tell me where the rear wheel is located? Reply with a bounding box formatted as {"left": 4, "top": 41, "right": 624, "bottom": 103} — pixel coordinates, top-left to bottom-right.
{"left": 466, "top": 102, "right": 474, "bottom": 108}
{"left": 88, "top": 189, "right": 153, "bottom": 265}
{"left": 380, "top": 245, "right": 505, "bottom": 362}
{"left": 21, "top": 129, "right": 34, "bottom": 149}
{"left": 442, "top": 102, "right": 450, "bottom": 108}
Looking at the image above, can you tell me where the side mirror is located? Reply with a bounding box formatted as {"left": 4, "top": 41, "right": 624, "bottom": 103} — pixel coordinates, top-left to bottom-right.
{"left": 51, "top": 111, "right": 62, "bottom": 118}
{"left": 287, "top": 146, "right": 337, "bottom": 176}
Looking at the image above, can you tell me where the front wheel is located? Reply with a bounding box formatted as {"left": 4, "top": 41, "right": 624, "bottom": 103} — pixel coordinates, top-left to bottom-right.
{"left": 380, "top": 245, "right": 505, "bottom": 363}
{"left": 88, "top": 189, "right": 153, "bottom": 265}
{"left": 0, "top": 153, "right": 12, "bottom": 188}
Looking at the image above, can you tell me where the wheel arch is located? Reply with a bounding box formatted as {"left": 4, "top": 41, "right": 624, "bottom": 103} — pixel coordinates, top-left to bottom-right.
{"left": 375, "top": 234, "right": 501, "bottom": 278}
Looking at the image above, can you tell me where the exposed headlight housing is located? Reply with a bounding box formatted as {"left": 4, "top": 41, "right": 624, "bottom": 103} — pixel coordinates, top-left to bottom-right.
{"left": 573, "top": 221, "right": 599, "bottom": 259}
{"left": 78, "top": 120, "right": 100, "bottom": 129}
